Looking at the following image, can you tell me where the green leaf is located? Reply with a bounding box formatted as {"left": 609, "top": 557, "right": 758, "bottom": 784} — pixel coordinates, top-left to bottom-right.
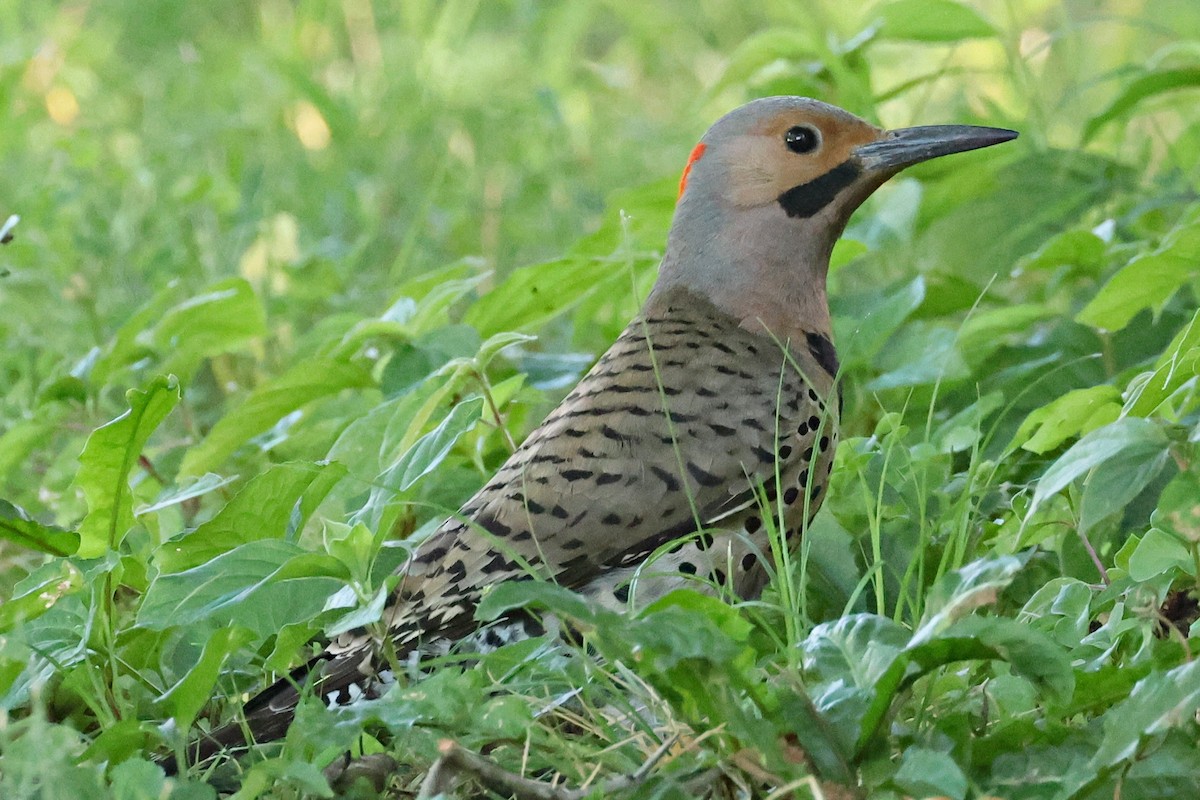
{"left": 1077, "top": 213, "right": 1200, "bottom": 331}
{"left": 1127, "top": 528, "right": 1194, "bottom": 581}
{"left": 464, "top": 257, "right": 611, "bottom": 336}
{"left": 150, "top": 278, "right": 267, "bottom": 379}
{"left": 0, "top": 561, "right": 84, "bottom": 631}
{"left": 179, "top": 358, "right": 373, "bottom": 477}
{"left": 1126, "top": 308, "right": 1200, "bottom": 416}
{"left": 83, "top": 725, "right": 156, "bottom": 774}
{"left": 909, "top": 616, "right": 1074, "bottom": 702}
{"left": 868, "top": 323, "right": 969, "bottom": 390}
{"left": 893, "top": 747, "right": 968, "bottom": 800}
{"left": 159, "top": 625, "right": 255, "bottom": 729}
{"left": 156, "top": 461, "right": 345, "bottom": 572}
{"left": 137, "top": 472, "right": 238, "bottom": 515}
{"left": 1015, "top": 228, "right": 1107, "bottom": 273}
{"left": 138, "top": 540, "right": 347, "bottom": 634}
{"left": 1150, "top": 469, "right": 1200, "bottom": 544}
{"left": 378, "top": 396, "right": 484, "bottom": 492}
{"left": 800, "top": 614, "right": 910, "bottom": 687}
{"left": 476, "top": 580, "right": 601, "bottom": 627}
{"left": 877, "top": 0, "right": 994, "bottom": 42}
{"left": 1066, "top": 661, "right": 1200, "bottom": 796}
{"left": 913, "top": 555, "right": 1024, "bottom": 644}
{"left": 1031, "top": 417, "right": 1170, "bottom": 513}
{"left": 74, "top": 376, "right": 181, "bottom": 558}
{"left": 832, "top": 275, "right": 925, "bottom": 368}
{"left": 0, "top": 499, "right": 78, "bottom": 556}
{"left": 714, "top": 29, "right": 819, "bottom": 92}
{"left": 1084, "top": 68, "right": 1200, "bottom": 143}
{"left": 1010, "top": 385, "right": 1123, "bottom": 455}
{"left": 1079, "top": 442, "right": 1169, "bottom": 532}
{"left": 109, "top": 755, "right": 168, "bottom": 800}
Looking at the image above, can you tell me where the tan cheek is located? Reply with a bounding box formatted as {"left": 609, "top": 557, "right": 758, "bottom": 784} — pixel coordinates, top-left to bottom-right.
{"left": 725, "top": 137, "right": 826, "bottom": 207}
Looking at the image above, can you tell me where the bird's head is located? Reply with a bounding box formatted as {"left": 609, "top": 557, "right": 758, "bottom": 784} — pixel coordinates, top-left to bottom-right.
{"left": 653, "top": 96, "right": 1017, "bottom": 339}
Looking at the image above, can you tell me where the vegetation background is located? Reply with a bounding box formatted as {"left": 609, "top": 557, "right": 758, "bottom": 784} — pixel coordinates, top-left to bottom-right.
{"left": 1, "top": 0, "right": 1199, "bottom": 797}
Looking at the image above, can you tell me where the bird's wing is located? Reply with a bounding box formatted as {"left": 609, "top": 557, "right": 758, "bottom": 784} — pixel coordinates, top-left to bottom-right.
{"left": 370, "top": 289, "right": 837, "bottom": 652}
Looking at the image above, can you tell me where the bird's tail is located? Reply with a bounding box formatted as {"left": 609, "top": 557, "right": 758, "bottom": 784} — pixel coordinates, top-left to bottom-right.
{"left": 166, "top": 651, "right": 380, "bottom": 773}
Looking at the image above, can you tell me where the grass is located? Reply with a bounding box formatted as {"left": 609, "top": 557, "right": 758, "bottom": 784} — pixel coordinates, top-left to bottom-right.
{"left": 2, "top": 0, "right": 1200, "bottom": 798}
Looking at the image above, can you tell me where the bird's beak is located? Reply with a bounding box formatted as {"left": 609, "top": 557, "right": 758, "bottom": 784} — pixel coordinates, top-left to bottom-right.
{"left": 854, "top": 125, "right": 1018, "bottom": 172}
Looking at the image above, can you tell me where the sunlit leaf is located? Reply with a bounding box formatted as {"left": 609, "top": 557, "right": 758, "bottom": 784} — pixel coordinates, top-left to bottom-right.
{"left": 1084, "top": 67, "right": 1200, "bottom": 143}
{"left": 1031, "top": 417, "right": 1170, "bottom": 513}
{"left": 179, "top": 359, "right": 373, "bottom": 477}
{"left": 74, "top": 376, "right": 181, "bottom": 558}
{"left": 877, "top": 0, "right": 993, "bottom": 42}
{"left": 0, "top": 499, "right": 79, "bottom": 556}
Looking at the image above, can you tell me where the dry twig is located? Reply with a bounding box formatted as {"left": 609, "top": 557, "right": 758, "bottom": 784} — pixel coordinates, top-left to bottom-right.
{"left": 416, "top": 734, "right": 701, "bottom": 799}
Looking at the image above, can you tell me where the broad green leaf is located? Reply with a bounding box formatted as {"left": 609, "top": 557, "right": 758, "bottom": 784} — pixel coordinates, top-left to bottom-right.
{"left": 137, "top": 472, "right": 238, "bottom": 515}
{"left": 464, "top": 257, "right": 607, "bottom": 336}
{"left": 1031, "top": 417, "right": 1170, "bottom": 512}
{"left": 74, "top": 376, "right": 181, "bottom": 558}
{"left": 159, "top": 625, "right": 255, "bottom": 730}
{"left": 1127, "top": 528, "right": 1194, "bottom": 581}
{"left": 800, "top": 614, "right": 910, "bottom": 687}
{"left": 1150, "top": 469, "right": 1200, "bottom": 543}
{"left": 156, "top": 461, "right": 345, "bottom": 573}
{"left": 832, "top": 275, "right": 925, "bottom": 368}
{"left": 908, "top": 616, "right": 1074, "bottom": 702}
{"left": 151, "top": 278, "right": 267, "bottom": 379}
{"left": 913, "top": 555, "right": 1024, "bottom": 644}
{"left": 138, "top": 540, "right": 347, "bottom": 632}
{"left": 109, "top": 756, "right": 168, "bottom": 800}
{"left": 1084, "top": 68, "right": 1200, "bottom": 143}
{"left": 324, "top": 583, "right": 388, "bottom": 637}
{"left": 1010, "top": 385, "right": 1123, "bottom": 455}
{"left": 83, "top": 725, "right": 156, "bottom": 776}
{"left": 714, "top": 29, "right": 819, "bottom": 91}
{"left": 378, "top": 396, "right": 484, "bottom": 492}
{"left": 476, "top": 580, "right": 600, "bottom": 627}
{"left": 179, "top": 359, "right": 373, "bottom": 477}
{"left": 0, "top": 499, "right": 79, "bottom": 556}
{"left": 89, "top": 282, "right": 189, "bottom": 386}
{"left": 1126, "top": 308, "right": 1200, "bottom": 416}
{"left": 1065, "top": 661, "right": 1200, "bottom": 796}
{"left": 0, "top": 407, "right": 67, "bottom": 486}
{"left": 0, "top": 560, "right": 83, "bottom": 631}
{"left": 1015, "top": 228, "right": 1107, "bottom": 273}
{"left": 893, "top": 747, "right": 968, "bottom": 800}
{"left": 1077, "top": 213, "right": 1200, "bottom": 331}
{"left": 956, "top": 304, "right": 1053, "bottom": 367}
{"left": 868, "top": 323, "right": 969, "bottom": 390}
{"left": 1079, "top": 443, "right": 1169, "bottom": 532}
{"left": 877, "top": 0, "right": 994, "bottom": 42}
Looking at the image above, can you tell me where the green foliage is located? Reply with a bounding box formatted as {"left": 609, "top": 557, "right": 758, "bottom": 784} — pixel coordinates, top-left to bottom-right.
{"left": 2, "top": 0, "right": 1200, "bottom": 798}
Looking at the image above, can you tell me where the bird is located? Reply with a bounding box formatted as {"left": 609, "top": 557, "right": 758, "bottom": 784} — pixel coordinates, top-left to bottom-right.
{"left": 182, "top": 96, "right": 1016, "bottom": 765}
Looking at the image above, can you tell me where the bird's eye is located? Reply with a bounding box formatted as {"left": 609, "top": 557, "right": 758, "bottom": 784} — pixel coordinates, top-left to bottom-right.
{"left": 784, "top": 125, "right": 820, "bottom": 154}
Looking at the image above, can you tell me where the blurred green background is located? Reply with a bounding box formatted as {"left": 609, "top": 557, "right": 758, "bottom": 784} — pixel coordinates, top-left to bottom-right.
{"left": 3, "top": 0, "right": 1196, "bottom": 366}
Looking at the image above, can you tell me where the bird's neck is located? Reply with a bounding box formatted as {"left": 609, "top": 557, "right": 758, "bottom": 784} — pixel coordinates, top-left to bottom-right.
{"left": 648, "top": 202, "right": 838, "bottom": 346}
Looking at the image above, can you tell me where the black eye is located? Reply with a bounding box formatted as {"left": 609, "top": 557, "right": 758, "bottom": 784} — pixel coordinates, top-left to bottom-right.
{"left": 784, "top": 125, "right": 820, "bottom": 154}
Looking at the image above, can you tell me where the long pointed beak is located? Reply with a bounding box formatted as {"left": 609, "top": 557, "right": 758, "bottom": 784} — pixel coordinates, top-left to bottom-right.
{"left": 854, "top": 125, "right": 1018, "bottom": 172}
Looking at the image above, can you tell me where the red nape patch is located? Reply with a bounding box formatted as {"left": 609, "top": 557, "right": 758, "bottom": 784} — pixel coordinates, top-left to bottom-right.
{"left": 677, "top": 142, "right": 707, "bottom": 199}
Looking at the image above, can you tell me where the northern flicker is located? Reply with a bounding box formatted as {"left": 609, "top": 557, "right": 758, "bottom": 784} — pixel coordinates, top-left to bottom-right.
{"left": 186, "top": 96, "right": 1016, "bottom": 763}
